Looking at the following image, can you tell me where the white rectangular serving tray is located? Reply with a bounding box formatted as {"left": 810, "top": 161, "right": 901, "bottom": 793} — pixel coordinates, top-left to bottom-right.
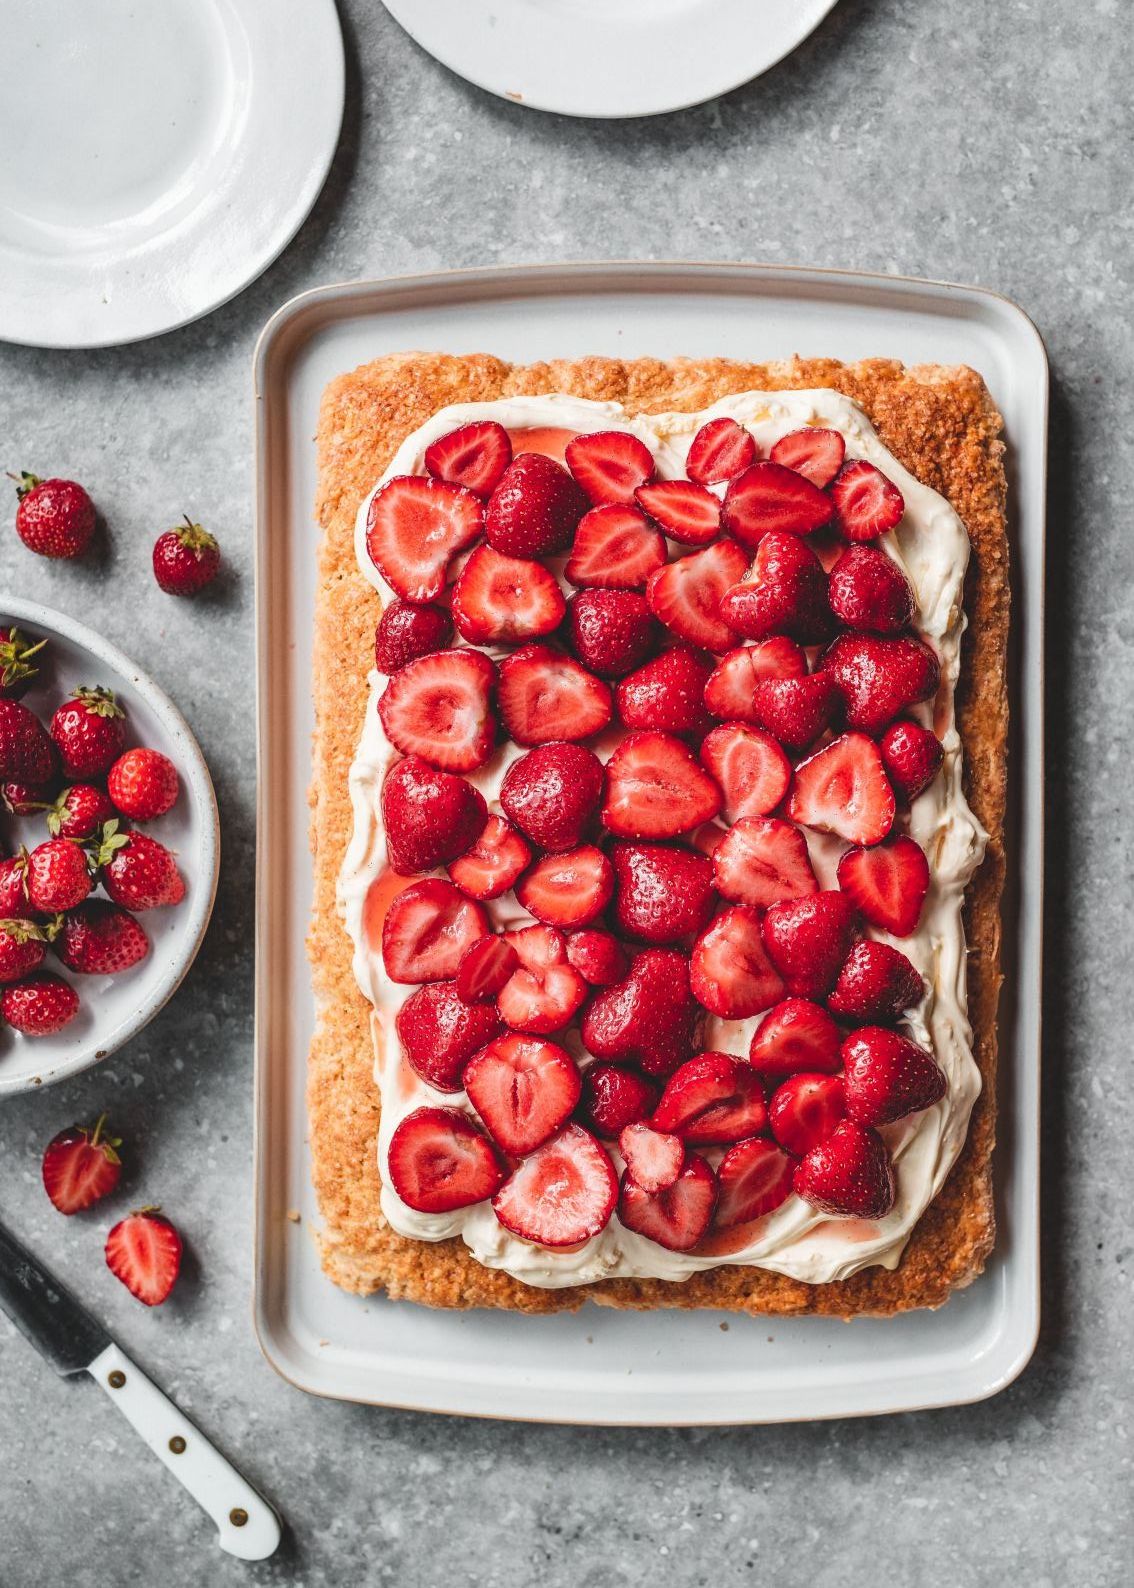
{"left": 253, "top": 262, "right": 1045, "bottom": 1424}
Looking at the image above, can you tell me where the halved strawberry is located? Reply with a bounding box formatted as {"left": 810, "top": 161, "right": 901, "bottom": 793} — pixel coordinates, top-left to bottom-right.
{"left": 841, "top": 1027, "right": 946, "bottom": 1125}
{"left": 787, "top": 732, "right": 896, "bottom": 845}
{"left": 646, "top": 539, "right": 748, "bottom": 653}
{"left": 465, "top": 1033, "right": 582, "bottom": 1156}
{"left": 565, "top": 430, "right": 655, "bottom": 506}
{"left": 703, "top": 638, "right": 807, "bottom": 720}
{"left": 744, "top": 674, "right": 839, "bottom": 754}
{"left": 105, "top": 1210, "right": 182, "bottom": 1306}
{"left": 793, "top": 1120, "right": 895, "bottom": 1218}
{"left": 769, "top": 427, "right": 846, "bottom": 488}
{"left": 761, "top": 891, "right": 858, "bottom": 999}
{"left": 578, "top": 1061, "right": 657, "bottom": 1136}
{"left": 828, "top": 544, "right": 915, "bottom": 634}
{"left": 566, "top": 929, "right": 628, "bottom": 986}
{"left": 378, "top": 649, "right": 497, "bottom": 772}
{"left": 387, "top": 1106, "right": 505, "bottom": 1213}
{"left": 42, "top": 1114, "right": 121, "bottom": 1214}
{"left": 699, "top": 723, "right": 791, "bottom": 823}
{"left": 684, "top": 417, "right": 756, "bottom": 485}
{"left": 748, "top": 997, "right": 842, "bottom": 1079}
{"left": 652, "top": 1052, "right": 767, "bottom": 1144}
{"left": 424, "top": 420, "right": 512, "bottom": 498}
{"left": 565, "top": 589, "right": 657, "bottom": 679}
{"left": 836, "top": 836, "right": 930, "bottom": 936}
{"left": 515, "top": 846, "right": 613, "bottom": 928}
{"left": 720, "top": 532, "right": 833, "bottom": 645}
{"left": 602, "top": 730, "right": 722, "bottom": 839}
{"left": 610, "top": 841, "right": 716, "bottom": 945}
{"left": 497, "top": 644, "right": 612, "bottom": 745}
{"left": 497, "top": 924, "right": 588, "bottom": 1034}
{"left": 768, "top": 1073, "right": 847, "bottom": 1156}
{"left": 500, "top": 742, "right": 605, "bottom": 852}
{"left": 448, "top": 815, "right": 531, "bottom": 900}
{"left": 456, "top": 935, "right": 519, "bottom": 1004}
{"left": 822, "top": 632, "right": 940, "bottom": 733}
{"left": 581, "top": 948, "right": 701, "bottom": 1078}
{"left": 634, "top": 480, "right": 721, "bottom": 545}
{"left": 828, "top": 940, "right": 923, "bottom": 1023}
{"left": 711, "top": 817, "right": 818, "bottom": 910}
{"left": 830, "top": 459, "right": 905, "bottom": 541}
{"left": 396, "top": 981, "right": 503, "bottom": 1092}
{"left": 690, "top": 906, "right": 786, "bottom": 1019}
{"left": 451, "top": 545, "right": 565, "bottom": 643}
{"left": 564, "top": 504, "right": 667, "bottom": 589}
{"left": 616, "top": 645, "right": 715, "bottom": 734}
{"left": 365, "top": 475, "right": 483, "bottom": 602}
{"left": 492, "top": 1123, "right": 618, "bottom": 1245}
{"left": 618, "top": 1122, "right": 684, "bottom": 1192}
{"left": 879, "top": 718, "right": 944, "bottom": 802}
{"left": 715, "top": 1138, "right": 795, "bottom": 1227}
{"left": 485, "top": 453, "right": 588, "bottom": 557}
{"left": 619, "top": 1153, "right": 717, "bottom": 1250}
{"left": 381, "top": 877, "right": 488, "bottom": 984}
{"left": 722, "top": 460, "right": 833, "bottom": 548}
{"left": 374, "top": 599, "right": 453, "bottom": 674}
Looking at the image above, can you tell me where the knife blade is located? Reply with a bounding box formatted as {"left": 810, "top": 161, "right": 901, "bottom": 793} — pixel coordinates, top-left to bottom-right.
{"left": 0, "top": 1216, "right": 110, "bottom": 1374}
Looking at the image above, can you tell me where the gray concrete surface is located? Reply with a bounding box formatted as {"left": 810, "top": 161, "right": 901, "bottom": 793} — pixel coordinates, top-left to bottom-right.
{"left": 0, "top": 1, "right": 1130, "bottom": 1583}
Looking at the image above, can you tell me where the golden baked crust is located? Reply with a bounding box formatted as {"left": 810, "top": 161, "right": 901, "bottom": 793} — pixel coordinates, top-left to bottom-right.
{"left": 308, "top": 354, "right": 1008, "bottom": 1317}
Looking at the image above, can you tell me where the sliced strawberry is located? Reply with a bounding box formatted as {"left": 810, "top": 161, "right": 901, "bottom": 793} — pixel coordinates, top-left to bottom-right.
{"left": 579, "top": 1062, "right": 657, "bottom": 1136}
{"left": 715, "top": 1138, "right": 794, "bottom": 1227}
{"left": 761, "top": 891, "right": 858, "bottom": 999}
{"left": 841, "top": 1027, "right": 946, "bottom": 1126}
{"left": 465, "top": 1033, "right": 582, "bottom": 1156}
{"left": 828, "top": 544, "right": 915, "bottom": 634}
{"left": 485, "top": 453, "right": 588, "bottom": 557}
{"left": 793, "top": 1120, "right": 895, "bottom": 1218}
{"left": 451, "top": 545, "right": 565, "bottom": 644}
{"left": 497, "top": 924, "right": 587, "bottom": 1034}
{"left": 365, "top": 475, "right": 483, "bottom": 603}
{"left": 619, "top": 1153, "right": 717, "bottom": 1250}
{"left": 822, "top": 633, "right": 939, "bottom": 734}
{"left": 374, "top": 599, "right": 453, "bottom": 674}
{"left": 492, "top": 1123, "right": 618, "bottom": 1245}
{"left": 787, "top": 732, "right": 896, "bottom": 846}
{"left": 379, "top": 649, "right": 497, "bottom": 773}
{"left": 703, "top": 638, "right": 807, "bottom": 720}
{"left": 721, "top": 460, "right": 833, "bottom": 548}
{"left": 515, "top": 846, "right": 613, "bottom": 928}
{"left": 382, "top": 756, "right": 488, "bottom": 876}
{"left": 634, "top": 480, "right": 721, "bottom": 545}
{"left": 711, "top": 817, "right": 818, "bottom": 910}
{"left": 566, "top": 929, "right": 628, "bottom": 987}
{"left": 748, "top": 997, "right": 842, "bottom": 1079}
{"left": 748, "top": 674, "right": 840, "bottom": 755}
{"left": 690, "top": 906, "right": 786, "bottom": 1019}
{"left": 830, "top": 459, "right": 905, "bottom": 541}
{"left": 684, "top": 417, "right": 756, "bottom": 485}
{"left": 500, "top": 742, "right": 605, "bottom": 852}
{"left": 424, "top": 420, "right": 512, "bottom": 498}
{"left": 602, "top": 730, "right": 722, "bottom": 839}
{"left": 720, "top": 532, "right": 833, "bottom": 645}
{"left": 836, "top": 836, "right": 930, "bottom": 936}
{"left": 646, "top": 538, "right": 747, "bottom": 653}
{"left": 768, "top": 1073, "right": 846, "bottom": 1156}
{"left": 769, "top": 427, "right": 846, "bottom": 488}
{"left": 447, "top": 815, "right": 531, "bottom": 899}
{"left": 497, "top": 644, "right": 612, "bottom": 745}
{"left": 564, "top": 504, "right": 667, "bottom": 589}
{"left": 652, "top": 1051, "right": 767, "bottom": 1144}
{"left": 618, "top": 1122, "right": 684, "bottom": 1192}
{"left": 381, "top": 877, "right": 488, "bottom": 984}
{"left": 581, "top": 948, "right": 701, "bottom": 1078}
{"left": 396, "top": 981, "right": 502, "bottom": 1091}
{"left": 616, "top": 645, "right": 715, "bottom": 734}
{"left": 105, "top": 1211, "right": 182, "bottom": 1306}
{"left": 879, "top": 719, "right": 944, "bottom": 802}
{"left": 387, "top": 1106, "right": 505, "bottom": 1213}
{"left": 565, "top": 589, "right": 657, "bottom": 679}
{"left": 699, "top": 723, "right": 791, "bottom": 823}
{"left": 565, "top": 430, "right": 655, "bottom": 506}
{"left": 610, "top": 841, "right": 715, "bottom": 945}
{"left": 456, "top": 935, "right": 519, "bottom": 1004}
{"left": 42, "top": 1114, "right": 121, "bottom": 1214}
{"left": 828, "top": 940, "right": 923, "bottom": 1023}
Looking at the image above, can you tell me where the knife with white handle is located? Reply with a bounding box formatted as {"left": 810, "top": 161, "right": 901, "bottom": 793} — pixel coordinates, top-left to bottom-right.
{"left": 0, "top": 1217, "right": 281, "bottom": 1561}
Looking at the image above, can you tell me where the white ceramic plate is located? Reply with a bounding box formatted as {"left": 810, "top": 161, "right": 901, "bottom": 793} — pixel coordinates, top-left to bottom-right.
{"left": 380, "top": 0, "right": 839, "bottom": 118}
{"left": 0, "top": 0, "right": 344, "bottom": 349}
{"left": 253, "top": 262, "right": 1045, "bottom": 1423}
{"left": 0, "top": 598, "right": 220, "bottom": 1097}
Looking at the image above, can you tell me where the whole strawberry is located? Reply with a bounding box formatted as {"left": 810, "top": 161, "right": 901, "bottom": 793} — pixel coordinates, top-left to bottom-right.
{"left": 47, "top": 783, "right": 117, "bottom": 840}
{"left": 2, "top": 780, "right": 51, "bottom": 816}
{"left": 0, "top": 699, "right": 57, "bottom": 783}
{"left": 56, "top": 901, "right": 148, "bottom": 974}
{"left": 97, "top": 828, "right": 184, "bottom": 911}
{"left": 50, "top": 687, "right": 125, "bottom": 779}
{"left": 0, "top": 855, "right": 32, "bottom": 918}
{"left": 0, "top": 625, "right": 47, "bottom": 699}
{"left": 5, "top": 973, "right": 80, "bottom": 1036}
{"left": 26, "top": 838, "right": 92, "bottom": 912}
{"left": 42, "top": 1113, "right": 120, "bottom": 1211}
{"left": 107, "top": 748, "right": 179, "bottom": 820}
{"left": 153, "top": 517, "right": 220, "bottom": 596}
{"left": 11, "top": 472, "right": 96, "bottom": 559}
{"left": 0, "top": 918, "right": 50, "bottom": 983}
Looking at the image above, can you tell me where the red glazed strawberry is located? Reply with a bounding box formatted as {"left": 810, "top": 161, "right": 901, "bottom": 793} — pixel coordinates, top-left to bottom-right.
{"left": 465, "top": 1033, "right": 582, "bottom": 1156}
{"left": 603, "top": 731, "right": 721, "bottom": 839}
{"left": 616, "top": 645, "right": 714, "bottom": 734}
{"left": 684, "top": 417, "right": 756, "bottom": 485}
{"left": 515, "top": 846, "right": 614, "bottom": 928}
{"left": 152, "top": 518, "right": 220, "bottom": 595}
{"left": 0, "top": 625, "right": 46, "bottom": 699}
{"left": 828, "top": 544, "right": 915, "bottom": 634}
{"left": 2, "top": 973, "right": 79, "bottom": 1036}
{"left": 822, "top": 632, "right": 940, "bottom": 734}
{"left": 374, "top": 599, "right": 453, "bottom": 673}
{"left": 768, "top": 1073, "right": 846, "bottom": 1156}
{"left": 619, "top": 1153, "right": 717, "bottom": 1251}
{"left": 565, "top": 430, "right": 655, "bottom": 506}
{"left": 0, "top": 856, "right": 32, "bottom": 918}
{"left": 452, "top": 546, "right": 564, "bottom": 644}
{"left": 99, "top": 831, "right": 185, "bottom": 911}
{"left": 50, "top": 688, "right": 125, "bottom": 779}
{"left": 699, "top": 723, "right": 790, "bottom": 823}
{"left": 581, "top": 948, "right": 701, "bottom": 1078}
{"left": 379, "top": 649, "right": 496, "bottom": 773}
{"left": 388, "top": 1107, "right": 505, "bottom": 1213}
{"left": 396, "top": 981, "right": 502, "bottom": 1091}
{"left": 0, "top": 918, "right": 49, "bottom": 982}
{"left": 500, "top": 742, "right": 605, "bottom": 852}
{"left": 456, "top": 935, "right": 519, "bottom": 1004}
{"left": 12, "top": 473, "right": 95, "bottom": 559}
{"left": 794, "top": 1120, "right": 895, "bottom": 1217}
{"left": 381, "top": 878, "right": 488, "bottom": 983}
{"left": 762, "top": 892, "right": 858, "bottom": 999}
{"left": 493, "top": 1123, "right": 618, "bottom": 1245}
{"left": 769, "top": 427, "right": 846, "bottom": 488}
{"left": 720, "top": 532, "right": 833, "bottom": 645}
{"left": 744, "top": 674, "right": 839, "bottom": 754}
{"left": 618, "top": 1121, "right": 684, "bottom": 1192}
{"left": 787, "top": 732, "right": 896, "bottom": 846}
{"left": 836, "top": 836, "right": 930, "bottom": 936}
{"left": 424, "top": 421, "right": 512, "bottom": 498}
{"left": 634, "top": 480, "right": 720, "bottom": 545}
{"left": 564, "top": 504, "right": 667, "bottom": 589}
{"left": 565, "top": 589, "right": 657, "bottom": 679}
{"left": 497, "top": 644, "right": 612, "bottom": 745}
{"left": 721, "top": 460, "right": 833, "bottom": 548}
{"left": 578, "top": 1062, "right": 656, "bottom": 1135}
{"left": 828, "top": 940, "right": 923, "bottom": 1023}
{"left": 26, "top": 838, "right": 92, "bottom": 912}
{"left": 715, "top": 1138, "right": 794, "bottom": 1227}
{"left": 830, "top": 459, "right": 905, "bottom": 541}
{"left": 711, "top": 817, "right": 818, "bottom": 910}
{"left": 748, "top": 997, "right": 842, "bottom": 1079}
{"left": 652, "top": 1051, "right": 767, "bottom": 1144}
{"left": 703, "top": 638, "right": 807, "bottom": 721}
{"left": 42, "top": 1114, "right": 120, "bottom": 1212}
{"left": 497, "top": 924, "right": 587, "bottom": 1034}
{"left": 105, "top": 1211, "right": 182, "bottom": 1306}
{"left": 841, "top": 1027, "right": 946, "bottom": 1125}
{"left": 107, "top": 749, "right": 179, "bottom": 821}
{"left": 646, "top": 539, "right": 748, "bottom": 653}
{"left": 610, "top": 841, "right": 715, "bottom": 945}
{"left": 381, "top": 756, "right": 488, "bottom": 876}
{"left": 447, "top": 815, "right": 530, "bottom": 899}
{"left": 486, "top": 453, "right": 588, "bottom": 557}
{"left": 565, "top": 929, "right": 628, "bottom": 987}
{"left": 366, "top": 475, "right": 483, "bottom": 602}
{"left": 56, "top": 902, "right": 148, "bottom": 974}
{"left": 879, "top": 719, "right": 944, "bottom": 802}
{"left": 0, "top": 699, "right": 57, "bottom": 783}
{"left": 690, "top": 906, "right": 786, "bottom": 1019}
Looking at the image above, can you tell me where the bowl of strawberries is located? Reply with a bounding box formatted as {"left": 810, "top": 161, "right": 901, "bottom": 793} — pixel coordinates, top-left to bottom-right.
{"left": 0, "top": 596, "right": 219, "bottom": 1094}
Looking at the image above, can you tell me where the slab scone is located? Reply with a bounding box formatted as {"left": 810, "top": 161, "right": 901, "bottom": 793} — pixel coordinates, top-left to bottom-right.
{"left": 308, "top": 352, "right": 1007, "bottom": 1318}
